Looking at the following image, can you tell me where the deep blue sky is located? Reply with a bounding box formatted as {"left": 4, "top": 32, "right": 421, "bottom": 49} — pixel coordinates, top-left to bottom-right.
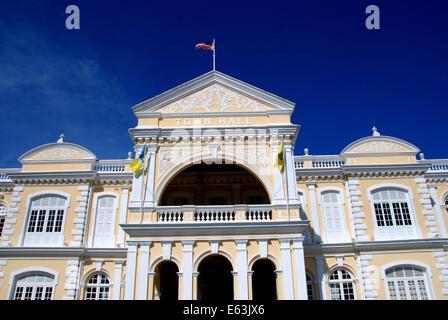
{"left": 0, "top": 0, "right": 447, "bottom": 167}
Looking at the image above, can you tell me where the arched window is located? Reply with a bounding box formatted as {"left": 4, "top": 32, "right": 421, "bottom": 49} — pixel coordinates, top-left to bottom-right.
{"left": 85, "top": 273, "right": 111, "bottom": 300}
{"left": 329, "top": 268, "right": 355, "bottom": 300}
{"left": 321, "top": 191, "right": 347, "bottom": 243}
{"left": 306, "top": 272, "right": 315, "bottom": 300}
{"left": 0, "top": 202, "right": 7, "bottom": 238}
{"left": 93, "top": 195, "right": 117, "bottom": 247}
{"left": 371, "top": 188, "right": 417, "bottom": 240}
{"left": 385, "top": 266, "right": 430, "bottom": 300}
{"left": 13, "top": 272, "right": 55, "bottom": 300}
{"left": 24, "top": 195, "right": 68, "bottom": 246}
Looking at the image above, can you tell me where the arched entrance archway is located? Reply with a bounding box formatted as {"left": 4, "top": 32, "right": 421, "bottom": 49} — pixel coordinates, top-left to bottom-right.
{"left": 154, "top": 261, "right": 179, "bottom": 300}
{"left": 198, "top": 254, "right": 234, "bottom": 301}
{"left": 252, "top": 259, "right": 277, "bottom": 300}
{"left": 159, "top": 163, "right": 270, "bottom": 206}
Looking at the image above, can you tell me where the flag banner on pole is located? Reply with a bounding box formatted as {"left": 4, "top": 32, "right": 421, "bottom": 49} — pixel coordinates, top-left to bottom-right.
{"left": 195, "top": 41, "right": 214, "bottom": 51}
{"left": 130, "top": 145, "right": 146, "bottom": 174}
{"left": 275, "top": 143, "right": 284, "bottom": 172}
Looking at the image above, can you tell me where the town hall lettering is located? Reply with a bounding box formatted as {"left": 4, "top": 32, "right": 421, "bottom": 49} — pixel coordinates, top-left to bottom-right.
{"left": 175, "top": 117, "right": 250, "bottom": 127}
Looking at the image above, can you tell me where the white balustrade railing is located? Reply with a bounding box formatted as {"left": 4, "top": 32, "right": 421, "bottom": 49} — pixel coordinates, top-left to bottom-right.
{"left": 294, "top": 161, "right": 304, "bottom": 169}
{"left": 294, "top": 156, "right": 345, "bottom": 169}
{"left": 94, "top": 160, "right": 130, "bottom": 173}
{"left": 312, "top": 159, "right": 345, "bottom": 168}
{"left": 158, "top": 208, "right": 184, "bottom": 223}
{"left": 195, "top": 206, "right": 236, "bottom": 222}
{"left": 246, "top": 206, "right": 272, "bottom": 221}
{"left": 427, "top": 160, "right": 448, "bottom": 173}
{"left": 156, "top": 205, "right": 275, "bottom": 223}
{"left": 0, "top": 172, "right": 10, "bottom": 182}
{"left": 0, "top": 169, "right": 18, "bottom": 182}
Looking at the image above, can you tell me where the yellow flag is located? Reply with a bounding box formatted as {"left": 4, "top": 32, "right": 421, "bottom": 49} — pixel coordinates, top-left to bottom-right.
{"left": 130, "top": 158, "right": 143, "bottom": 174}
{"left": 130, "top": 145, "right": 146, "bottom": 174}
{"left": 275, "top": 143, "right": 284, "bottom": 172}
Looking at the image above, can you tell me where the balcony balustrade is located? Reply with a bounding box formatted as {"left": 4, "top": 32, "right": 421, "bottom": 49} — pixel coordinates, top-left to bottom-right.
{"left": 156, "top": 205, "right": 274, "bottom": 223}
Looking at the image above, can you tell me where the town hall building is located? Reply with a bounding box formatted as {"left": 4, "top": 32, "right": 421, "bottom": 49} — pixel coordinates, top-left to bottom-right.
{"left": 0, "top": 71, "right": 447, "bottom": 300}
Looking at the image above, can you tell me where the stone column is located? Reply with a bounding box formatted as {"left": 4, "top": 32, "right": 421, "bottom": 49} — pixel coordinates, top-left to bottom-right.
{"left": 137, "top": 242, "right": 151, "bottom": 300}
{"left": 236, "top": 240, "right": 249, "bottom": 299}
{"left": 292, "top": 238, "right": 308, "bottom": 300}
{"left": 113, "top": 261, "right": 124, "bottom": 300}
{"left": 279, "top": 239, "right": 294, "bottom": 300}
{"left": 144, "top": 144, "right": 157, "bottom": 207}
{"left": 124, "top": 242, "right": 138, "bottom": 300}
{"left": 316, "top": 255, "right": 327, "bottom": 300}
{"left": 182, "top": 240, "right": 194, "bottom": 300}
{"left": 117, "top": 187, "right": 129, "bottom": 247}
{"left": 307, "top": 182, "right": 321, "bottom": 243}
{"left": 273, "top": 144, "right": 286, "bottom": 205}
{"left": 284, "top": 144, "right": 300, "bottom": 206}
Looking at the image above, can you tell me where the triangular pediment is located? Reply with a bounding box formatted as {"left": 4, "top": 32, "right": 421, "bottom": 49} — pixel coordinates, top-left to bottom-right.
{"left": 133, "top": 71, "right": 295, "bottom": 116}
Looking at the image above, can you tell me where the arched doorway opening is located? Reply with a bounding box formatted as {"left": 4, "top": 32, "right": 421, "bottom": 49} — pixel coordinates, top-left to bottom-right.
{"left": 198, "top": 254, "right": 234, "bottom": 301}
{"left": 154, "top": 261, "right": 179, "bottom": 300}
{"left": 159, "top": 163, "right": 270, "bottom": 206}
{"left": 252, "top": 259, "right": 277, "bottom": 301}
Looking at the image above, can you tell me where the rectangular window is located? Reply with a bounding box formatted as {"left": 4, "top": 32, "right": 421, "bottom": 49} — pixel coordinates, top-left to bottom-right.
{"left": 14, "top": 287, "right": 23, "bottom": 300}
{"left": 35, "top": 287, "right": 43, "bottom": 300}
{"left": 401, "top": 203, "right": 412, "bottom": 225}
{"left": 54, "top": 210, "right": 64, "bottom": 232}
{"left": 24, "top": 287, "right": 33, "bottom": 300}
{"left": 44, "top": 287, "right": 53, "bottom": 300}
{"left": 329, "top": 284, "right": 341, "bottom": 300}
{"left": 374, "top": 203, "right": 385, "bottom": 226}
{"left": 46, "top": 210, "right": 56, "bottom": 232}
{"left": 28, "top": 210, "right": 38, "bottom": 232}
{"left": 387, "top": 281, "right": 397, "bottom": 299}
{"left": 383, "top": 203, "right": 393, "bottom": 226}
{"left": 35, "top": 210, "right": 46, "bottom": 232}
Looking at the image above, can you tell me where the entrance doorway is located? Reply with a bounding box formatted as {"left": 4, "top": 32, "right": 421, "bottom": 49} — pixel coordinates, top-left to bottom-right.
{"left": 252, "top": 259, "right": 277, "bottom": 300}
{"left": 154, "top": 261, "right": 179, "bottom": 300}
{"left": 197, "top": 254, "right": 234, "bottom": 301}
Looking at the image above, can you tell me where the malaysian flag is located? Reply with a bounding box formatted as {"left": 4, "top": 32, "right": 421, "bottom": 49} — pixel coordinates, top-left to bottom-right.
{"left": 195, "top": 41, "right": 215, "bottom": 51}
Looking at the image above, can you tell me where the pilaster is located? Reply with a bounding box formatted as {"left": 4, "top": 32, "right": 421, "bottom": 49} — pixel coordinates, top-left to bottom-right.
{"left": 63, "top": 259, "right": 80, "bottom": 300}
{"left": 124, "top": 242, "right": 138, "bottom": 300}
{"left": 70, "top": 185, "right": 91, "bottom": 247}
{"left": 279, "top": 239, "right": 294, "bottom": 300}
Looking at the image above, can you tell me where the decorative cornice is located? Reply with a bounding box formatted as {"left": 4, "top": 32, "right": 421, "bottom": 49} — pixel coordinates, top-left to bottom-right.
{"left": 304, "top": 238, "right": 448, "bottom": 256}
{"left": 129, "top": 124, "right": 300, "bottom": 143}
{"left": 0, "top": 247, "right": 127, "bottom": 258}
{"left": 121, "top": 221, "right": 308, "bottom": 237}
{"left": 342, "top": 163, "right": 431, "bottom": 178}
{"left": 8, "top": 171, "right": 96, "bottom": 184}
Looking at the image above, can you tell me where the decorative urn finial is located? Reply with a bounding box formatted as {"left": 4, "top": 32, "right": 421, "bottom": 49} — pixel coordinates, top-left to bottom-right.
{"left": 372, "top": 126, "right": 381, "bottom": 136}
{"left": 57, "top": 133, "right": 65, "bottom": 143}
{"left": 304, "top": 148, "right": 309, "bottom": 156}
{"left": 419, "top": 152, "right": 425, "bottom": 160}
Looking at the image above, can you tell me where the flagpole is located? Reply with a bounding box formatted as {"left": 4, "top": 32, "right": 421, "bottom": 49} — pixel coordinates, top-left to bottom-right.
{"left": 213, "top": 38, "right": 216, "bottom": 71}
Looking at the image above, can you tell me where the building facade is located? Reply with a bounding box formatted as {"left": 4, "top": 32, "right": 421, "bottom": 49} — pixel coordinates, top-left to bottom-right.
{"left": 0, "top": 71, "right": 447, "bottom": 300}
